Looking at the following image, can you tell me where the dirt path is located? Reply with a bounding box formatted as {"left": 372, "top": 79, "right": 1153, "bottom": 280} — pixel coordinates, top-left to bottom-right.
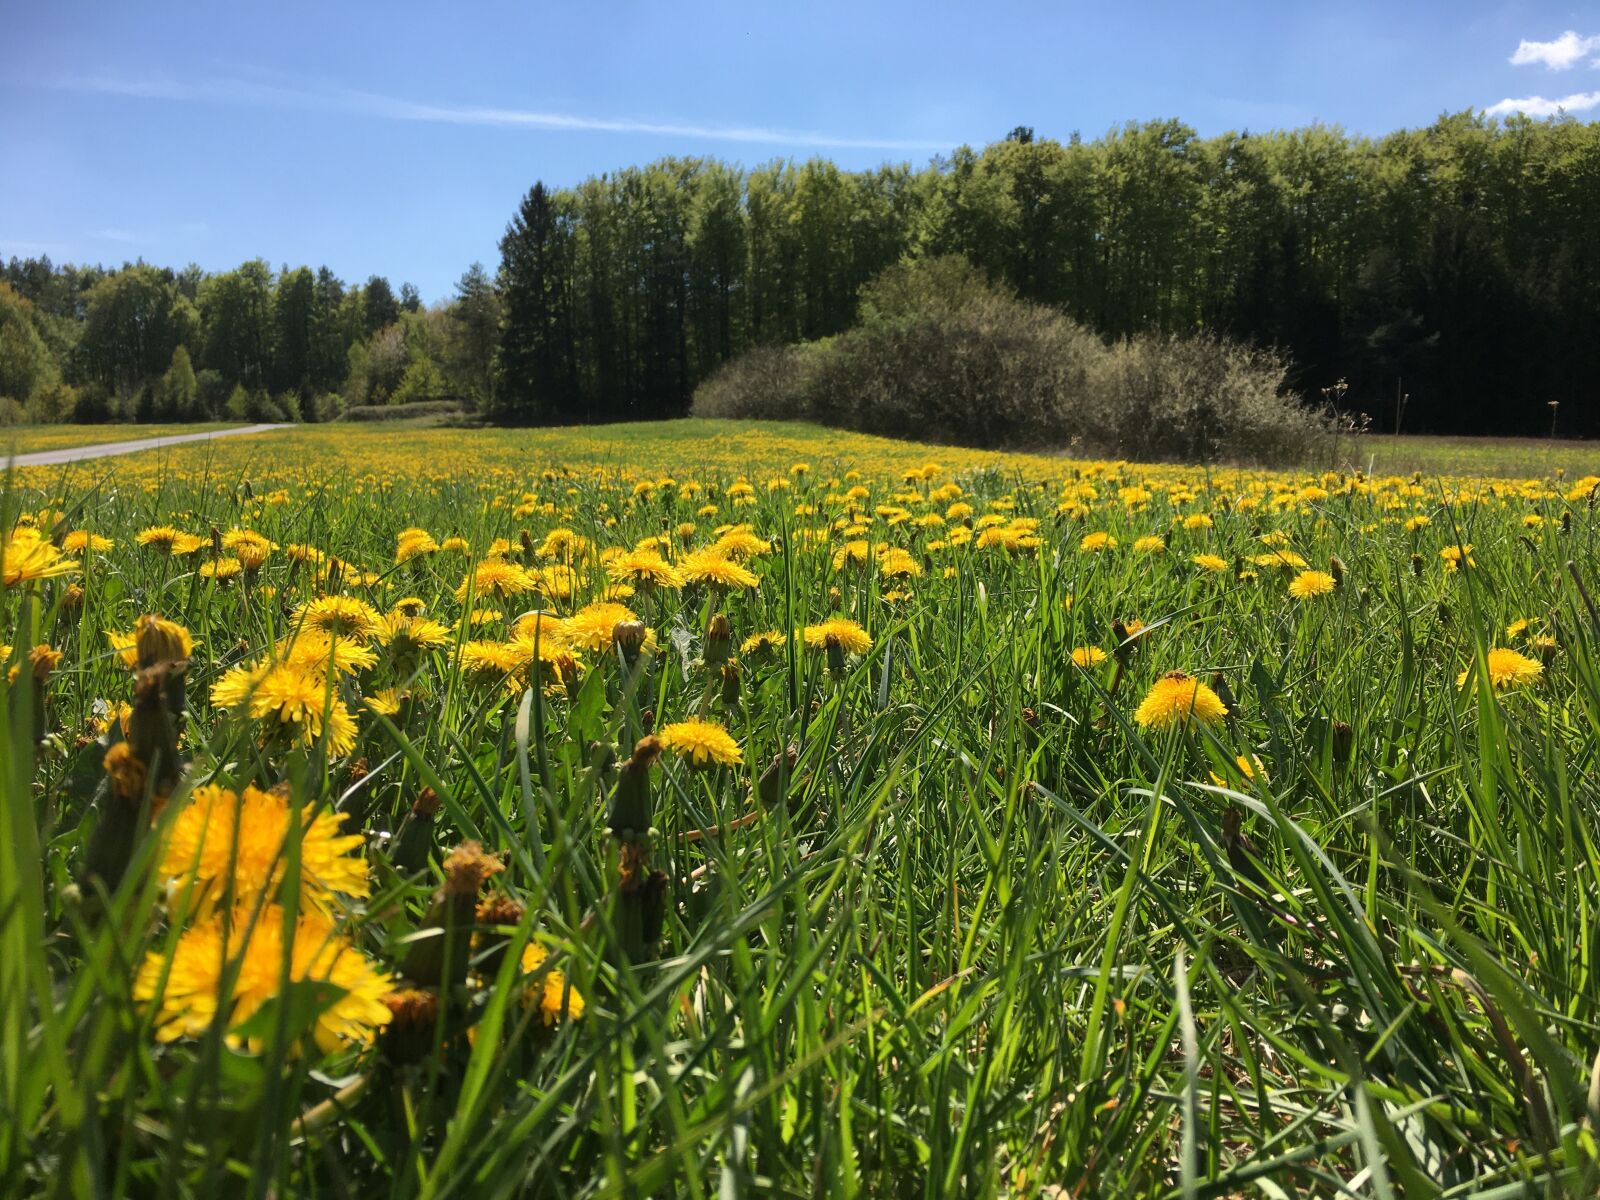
{"left": 4, "top": 424, "right": 291, "bottom": 468}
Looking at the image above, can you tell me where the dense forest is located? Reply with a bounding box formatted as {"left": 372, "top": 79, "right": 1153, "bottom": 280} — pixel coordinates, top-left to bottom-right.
{"left": 3, "top": 112, "right": 1598, "bottom": 435}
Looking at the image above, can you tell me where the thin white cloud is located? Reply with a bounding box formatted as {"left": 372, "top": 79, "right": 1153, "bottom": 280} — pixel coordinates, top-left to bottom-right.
{"left": 1510, "top": 31, "right": 1600, "bottom": 71}
{"left": 50, "top": 72, "right": 949, "bottom": 152}
{"left": 89, "top": 228, "right": 150, "bottom": 244}
{"left": 1486, "top": 90, "right": 1600, "bottom": 117}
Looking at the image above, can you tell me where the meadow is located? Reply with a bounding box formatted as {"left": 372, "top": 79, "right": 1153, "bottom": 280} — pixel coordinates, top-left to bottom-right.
{"left": 4, "top": 419, "right": 1600, "bottom": 1197}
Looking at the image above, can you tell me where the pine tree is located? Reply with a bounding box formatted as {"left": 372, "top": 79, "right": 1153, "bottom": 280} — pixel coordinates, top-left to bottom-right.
{"left": 496, "top": 183, "right": 576, "bottom": 421}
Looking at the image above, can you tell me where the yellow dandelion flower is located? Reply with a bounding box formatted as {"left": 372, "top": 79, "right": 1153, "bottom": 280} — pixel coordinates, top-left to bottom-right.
{"left": 1457, "top": 647, "right": 1543, "bottom": 691}
{"left": 159, "top": 783, "right": 371, "bottom": 914}
{"left": 802, "top": 617, "right": 872, "bottom": 656}
{"left": 1134, "top": 671, "right": 1228, "bottom": 731}
{"left": 520, "top": 942, "right": 585, "bottom": 1026}
{"left": 134, "top": 906, "right": 392, "bottom": 1054}
{"left": 1287, "top": 569, "right": 1336, "bottom": 600}
{"left": 657, "top": 717, "right": 743, "bottom": 768}
{"left": 4, "top": 528, "right": 78, "bottom": 586}
{"left": 1072, "top": 646, "right": 1108, "bottom": 668}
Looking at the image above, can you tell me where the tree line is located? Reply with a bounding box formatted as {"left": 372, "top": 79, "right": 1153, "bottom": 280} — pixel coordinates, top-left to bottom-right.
{"left": 4, "top": 111, "right": 1598, "bottom": 435}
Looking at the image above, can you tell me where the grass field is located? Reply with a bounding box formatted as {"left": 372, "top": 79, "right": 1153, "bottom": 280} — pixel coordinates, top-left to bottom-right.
{"left": 4, "top": 420, "right": 1600, "bottom": 1195}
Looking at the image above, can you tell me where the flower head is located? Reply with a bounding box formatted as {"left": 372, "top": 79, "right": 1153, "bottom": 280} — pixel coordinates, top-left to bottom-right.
{"left": 657, "top": 718, "right": 743, "bottom": 769}
{"left": 1457, "top": 647, "right": 1543, "bottom": 691}
{"left": 1134, "top": 671, "right": 1228, "bottom": 731}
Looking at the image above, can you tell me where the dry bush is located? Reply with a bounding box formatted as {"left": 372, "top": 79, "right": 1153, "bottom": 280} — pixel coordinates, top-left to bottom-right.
{"left": 692, "top": 257, "right": 1329, "bottom": 463}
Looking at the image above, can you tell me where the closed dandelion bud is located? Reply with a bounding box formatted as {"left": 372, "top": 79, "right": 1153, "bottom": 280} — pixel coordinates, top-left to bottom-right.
{"left": 474, "top": 895, "right": 528, "bottom": 976}
{"left": 720, "top": 659, "right": 742, "bottom": 707}
{"left": 210, "top": 527, "right": 222, "bottom": 559}
{"left": 638, "top": 869, "right": 670, "bottom": 947}
{"left": 1562, "top": 511, "right": 1572, "bottom": 534}
{"left": 614, "top": 620, "right": 647, "bottom": 666}
{"left": 1331, "top": 719, "right": 1354, "bottom": 766}
{"left": 704, "top": 613, "right": 732, "bottom": 666}
{"left": 1411, "top": 553, "right": 1424, "bottom": 577}
{"left": 1328, "top": 555, "right": 1346, "bottom": 586}
{"left": 62, "top": 584, "right": 84, "bottom": 613}
{"left": 135, "top": 615, "right": 192, "bottom": 671}
{"left": 640, "top": 708, "right": 655, "bottom": 735}
{"left": 29, "top": 645, "right": 62, "bottom": 684}
{"left": 1437, "top": 602, "right": 1450, "bottom": 626}
{"left": 127, "top": 665, "right": 183, "bottom": 802}
{"left": 519, "top": 529, "right": 535, "bottom": 563}
{"left": 825, "top": 633, "right": 847, "bottom": 678}
{"left": 379, "top": 988, "right": 443, "bottom": 1066}
{"left": 401, "top": 841, "right": 504, "bottom": 988}
{"left": 79, "top": 747, "right": 148, "bottom": 901}
{"left": 1111, "top": 618, "right": 1133, "bottom": 664}
{"left": 608, "top": 736, "right": 661, "bottom": 838}
{"left": 1358, "top": 586, "right": 1370, "bottom": 609}
{"left": 758, "top": 746, "right": 801, "bottom": 810}
{"left": 392, "top": 787, "right": 441, "bottom": 874}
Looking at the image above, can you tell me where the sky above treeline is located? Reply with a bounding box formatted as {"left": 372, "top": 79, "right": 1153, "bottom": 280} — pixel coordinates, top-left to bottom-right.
{"left": 3, "top": 1, "right": 1598, "bottom": 300}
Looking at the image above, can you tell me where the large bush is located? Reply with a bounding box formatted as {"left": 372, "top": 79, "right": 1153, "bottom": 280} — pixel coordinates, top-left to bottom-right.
{"left": 692, "top": 257, "right": 1328, "bottom": 463}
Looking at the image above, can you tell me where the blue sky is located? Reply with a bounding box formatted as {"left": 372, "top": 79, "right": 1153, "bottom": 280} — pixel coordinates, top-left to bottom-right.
{"left": 3, "top": 1, "right": 1597, "bottom": 300}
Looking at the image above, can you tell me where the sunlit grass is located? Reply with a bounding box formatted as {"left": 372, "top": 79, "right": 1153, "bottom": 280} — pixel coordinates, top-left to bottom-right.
{"left": 3, "top": 421, "right": 1599, "bottom": 1195}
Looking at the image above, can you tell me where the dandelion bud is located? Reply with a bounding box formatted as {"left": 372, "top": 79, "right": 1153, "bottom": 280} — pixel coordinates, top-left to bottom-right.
{"left": 1331, "top": 719, "right": 1354, "bottom": 766}
{"left": 704, "top": 613, "right": 733, "bottom": 666}
{"left": 1328, "top": 555, "right": 1346, "bottom": 586}
{"left": 29, "top": 645, "right": 62, "bottom": 684}
{"left": 379, "top": 988, "right": 442, "bottom": 1066}
{"left": 614, "top": 620, "right": 647, "bottom": 667}
{"left": 1410, "top": 553, "right": 1424, "bottom": 577}
{"left": 209, "top": 527, "right": 222, "bottom": 559}
{"left": 1436, "top": 602, "right": 1451, "bottom": 626}
{"left": 519, "top": 529, "right": 535, "bottom": 562}
{"left": 637, "top": 869, "right": 670, "bottom": 947}
{"left": 79, "top": 742, "right": 151, "bottom": 904}
{"left": 1562, "top": 511, "right": 1572, "bottom": 534}
{"left": 391, "top": 787, "right": 440, "bottom": 874}
{"left": 823, "top": 632, "right": 847, "bottom": 678}
{"left": 720, "top": 659, "right": 741, "bottom": 708}
{"left": 401, "top": 841, "right": 503, "bottom": 988}
{"left": 134, "top": 614, "right": 192, "bottom": 670}
{"left": 62, "top": 584, "right": 84, "bottom": 613}
{"left": 127, "top": 664, "right": 183, "bottom": 801}
{"left": 758, "top": 746, "right": 801, "bottom": 810}
{"left": 607, "top": 736, "right": 661, "bottom": 838}
{"left": 474, "top": 895, "right": 529, "bottom": 976}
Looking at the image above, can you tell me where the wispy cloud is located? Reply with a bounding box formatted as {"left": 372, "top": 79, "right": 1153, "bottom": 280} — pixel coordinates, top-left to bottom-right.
{"left": 89, "top": 227, "right": 150, "bottom": 245}
{"left": 1485, "top": 90, "right": 1600, "bottom": 118}
{"left": 1509, "top": 31, "right": 1600, "bottom": 71}
{"left": 50, "top": 72, "right": 949, "bottom": 152}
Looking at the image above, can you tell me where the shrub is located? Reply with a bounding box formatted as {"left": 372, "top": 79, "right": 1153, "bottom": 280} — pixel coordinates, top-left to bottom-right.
{"left": 691, "top": 256, "right": 1329, "bottom": 463}
{"left": 342, "top": 400, "right": 462, "bottom": 422}
{"left": 0, "top": 396, "right": 25, "bottom": 426}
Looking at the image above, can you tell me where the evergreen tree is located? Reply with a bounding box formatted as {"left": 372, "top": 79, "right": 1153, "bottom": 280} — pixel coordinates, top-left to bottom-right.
{"left": 496, "top": 182, "right": 576, "bottom": 421}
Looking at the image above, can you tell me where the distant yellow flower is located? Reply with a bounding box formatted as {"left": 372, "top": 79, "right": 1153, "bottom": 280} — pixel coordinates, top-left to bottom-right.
{"left": 1287, "top": 569, "right": 1336, "bottom": 600}
{"left": 803, "top": 617, "right": 872, "bottom": 656}
{"left": 296, "top": 595, "right": 383, "bottom": 641}
{"left": 1505, "top": 618, "right": 1531, "bottom": 640}
{"left": 679, "top": 549, "right": 759, "bottom": 591}
{"left": 657, "top": 718, "right": 743, "bottom": 768}
{"left": 564, "top": 601, "right": 648, "bottom": 654}
{"left": 457, "top": 559, "right": 535, "bottom": 603}
{"left": 606, "top": 550, "right": 684, "bottom": 591}
{"left": 521, "top": 943, "right": 585, "bottom": 1026}
{"left": 1192, "top": 553, "right": 1228, "bottom": 573}
{"left": 1079, "top": 532, "right": 1117, "bottom": 553}
{"left": 1133, "top": 536, "right": 1166, "bottom": 554}
{"left": 1134, "top": 671, "right": 1228, "bottom": 731}
{"left": 134, "top": 906, "right": 392, "bottom": 1054}
{"left": 159, "top": 783, "right": 371, "bottom": 914}
{"left": 1457, "top": 647, "right": 1543, "bottom": 691}
{"left": 741, "top": 630, "right": 788, "bottom": 656}
{"left": 236, "top": 663, "right": 358, "bottom": 754}
{"left": 199, "top": 557, "right": 243, "bottom": 582}
{"left": 1440, "top": 544, "right": 1475, "bottom": 571}
{"left": 1071, "top": 646, "right": 1107, "bottom": 668}
{"left": 63, "top": 530, "right": 113, "bottom": 553}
